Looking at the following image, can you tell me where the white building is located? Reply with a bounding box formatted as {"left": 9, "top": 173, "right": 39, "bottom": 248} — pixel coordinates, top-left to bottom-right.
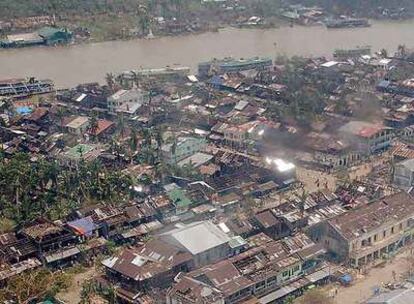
{"left": 65, "top": 116, "right": 89, "bottom": 135}
{"left": 161, "top": 137, "right": 206, "bottom": 164}
{"left": 107, "top": 88, "right": 148, "bottom": 115}
{"left": 159, "top": 221, "right": 231, "bottom": 267}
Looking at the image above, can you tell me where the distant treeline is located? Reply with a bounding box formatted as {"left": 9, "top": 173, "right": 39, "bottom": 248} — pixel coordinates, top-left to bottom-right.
{"left": 2, "top": 0, "right": 414, "bottom": 20}
{"left": 0, "top": 0, "right": 141, "bottom": 18}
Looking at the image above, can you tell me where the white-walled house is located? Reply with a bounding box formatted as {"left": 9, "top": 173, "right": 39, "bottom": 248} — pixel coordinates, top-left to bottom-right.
{"left": 107, "top": 88, "right": 148, "bottom": 115}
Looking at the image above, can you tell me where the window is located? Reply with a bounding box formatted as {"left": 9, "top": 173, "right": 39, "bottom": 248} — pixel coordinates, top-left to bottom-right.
{"left": 282, "top": 271, "right": 289, "bottom": 277}
{"left": 267, "top": 276, "right": 277, "bottom": 285}
{"left": 374, "top": 234, "right": 377, "bottom": 242}
{"left": 400, "top": 223, "right": 403, "bottom": 230}
{"left": 383, "top": 231, "right": 386, "bottom": 238}
{"left": 391, "top": 227, "right": 395, "bottom": 234}
{"left": 255, "top": 281, "right": 265, "bottom": 290}
{"left": 293, "top": 265, "right": 300, "bottom": 272}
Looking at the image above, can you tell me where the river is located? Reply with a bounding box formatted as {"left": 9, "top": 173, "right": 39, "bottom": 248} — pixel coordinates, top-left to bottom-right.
{"left": 1, "top": 20, "right": 414, "bottom": 88}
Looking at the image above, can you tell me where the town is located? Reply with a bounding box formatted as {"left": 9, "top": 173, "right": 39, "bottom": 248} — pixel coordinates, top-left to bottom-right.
{"left": 2, "top": 42, "right": 414, "bottom": 304}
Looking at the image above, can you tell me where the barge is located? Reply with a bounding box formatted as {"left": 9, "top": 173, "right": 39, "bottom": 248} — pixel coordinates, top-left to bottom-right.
{"left": 0, "top": 77, "right": 54, "bottom": 98}
{"left": 325, "top": 18, "right": 370, "bottom": 29}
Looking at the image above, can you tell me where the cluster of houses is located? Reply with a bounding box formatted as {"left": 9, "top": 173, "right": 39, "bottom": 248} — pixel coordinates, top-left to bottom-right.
{"left": 3, "top": 49, "right": 414, "bottom": 303}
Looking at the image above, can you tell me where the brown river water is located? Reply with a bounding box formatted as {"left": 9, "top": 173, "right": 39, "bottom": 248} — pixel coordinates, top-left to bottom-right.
{"left": 1, "top": 20, "right": 414, "bottom": 87}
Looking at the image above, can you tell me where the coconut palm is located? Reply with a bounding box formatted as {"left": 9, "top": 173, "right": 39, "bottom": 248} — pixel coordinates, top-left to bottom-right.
{"left": 129, "top": 127, "right": 138, "bottom": 152}
{"left": 105, "top": 73, "right": 116, "bottom": 91}
{"left": 88, "top": 114, "right": 99, "bottom": 141}
{"left": 55, "top": 106, "right": 66, "bottom": 131}
{"left": 397, "top": 44, "right": 407, "bottom": 58}
{"left": 137, "top": 5, "right": 152, "bottom": 37}
{"left": 116, "top": 113, "right": 126, "bottom": 138}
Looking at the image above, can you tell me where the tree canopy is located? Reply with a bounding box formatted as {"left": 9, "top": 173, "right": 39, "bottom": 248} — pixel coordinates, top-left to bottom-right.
{"left": 0, "top": 153, "right": 133, "bottom": 226}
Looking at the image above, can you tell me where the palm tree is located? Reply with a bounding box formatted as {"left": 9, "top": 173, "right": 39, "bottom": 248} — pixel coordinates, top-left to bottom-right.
{"left": 129, "top": 127, "right": 138, "bottom": 153}
{"left": 130, "top": 70, "right": 139, "bottom": 87}
{"left": 299, "top": 189, "right": 308, "bottom": 220}
{"left": 116, "top": 113, "right": 126, "bottom": 138}
{"left": 115, "top": 74, "right": 129, "bottom": 89}
{"left": 88, "top": 114, "right": 99, "bottom": 141}
{"left": 170, "top": 0, "right": 184, "bottom": 19}
{"left": 137, "top": 5, "right": 151, "bottom": 37}
{"left": 171, "top": 136, "right": 177, "bottom": 165}
{"left": 55, "top": 107, "right": 66, "bottom": 131}
{"left": 105, "top": 73, "right": 115, "bottom": 92}
{"left": 77, "top": 145, "right": 85, "bottom": 159}
{"left": 397, "top": 44, "right": 407, "bottom": 58}
{"left": 380, "top": 48, "right": 388, "bottom": 58}
{"left": 0, "top": 97, "right": 13, "bottom": 113}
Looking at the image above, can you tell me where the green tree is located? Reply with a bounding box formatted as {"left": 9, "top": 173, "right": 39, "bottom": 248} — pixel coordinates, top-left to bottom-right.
{"left": 89, "top": 114, "right": 99, "bottom": 141}
{"left": 0, "top": 269, "right": 70, "bottom": 304}
{"left": 117, "top": 113, "right": 126, "bottom": 138}
{"left": 55, "top": 106, "right": 67, "bottom": 131}
{"left": 137, "top": 4, "right": 152, "bottom": 37}
{"left": 105, "top": 73, "right": 116, "bottom": 92}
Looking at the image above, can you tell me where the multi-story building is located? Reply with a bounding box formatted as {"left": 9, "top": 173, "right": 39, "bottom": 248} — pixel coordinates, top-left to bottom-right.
{"left": 107, "top": 88, "right": 148, "bottom": 115}
{"left": 102, "top": 221, "right": 233, "bottom": 291}
{"left": 339, "top": 121, "right": 393, "bottom": 155}
{"left": 313, "top": 192, "right": 414, "bottom": 268}
{"left": 166, "top": 233, "right": 326, "bottom": 304}
{"left": 304, "top": 132, "right": 361, "bottom": 168}
{"left": 161, "top": 137, "right": 206, "bottom": 164}
{"left": 65, "top": 116, "right": 89, "bottom": 135}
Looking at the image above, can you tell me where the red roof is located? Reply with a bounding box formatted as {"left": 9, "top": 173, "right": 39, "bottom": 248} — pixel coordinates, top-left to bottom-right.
{"left": 357, "top": 126, "right": 383, "bottom": 138}
{"left": 26, "top": 107, "right": 48, "bottom": 122}
{"left": 89, "top": 119, "right": 114, "bottom": 136}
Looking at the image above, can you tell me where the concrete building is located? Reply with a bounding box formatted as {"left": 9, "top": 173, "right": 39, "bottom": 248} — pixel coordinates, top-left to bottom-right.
{"left": 339, "top": 121, "right": 393, "bottom": 154}
{"left": 161, "top": 137, "right": 206, "bottom": 164}
{"left": 102, "top": 221, "right": 233, "bottom": 293}
{"left": 160, "top": 221, "right": 231, "bottom": 267}
{"left": 102, "top": 238, "right": 194, "bottom": 290}
{"left": 393, "top": 159, "right": 414, "bottom": 189}
{"left": 313, "top": 192, "right": 414, "bottom": 268}
{"left": 65, "top": 116, "right": 89, "bottom": 135}
{"left": 167, "top": 233, "right": 326, "bottom": 304}
{"left": 304, "top": 132, "right": 361, "bottom": 168}
{"left": 107, "top": 88, "right": 148, "bottom": 115}
{"left": 58, "top": 144, "right": 101, "bottom": 168}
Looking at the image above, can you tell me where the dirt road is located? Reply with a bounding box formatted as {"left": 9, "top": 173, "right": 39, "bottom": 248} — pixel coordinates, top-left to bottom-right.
{"left": 332, "top": 251, "right": 411, "bottom": 304}
{"left": 56, "top": 267, "right": 98, "bottom": 304}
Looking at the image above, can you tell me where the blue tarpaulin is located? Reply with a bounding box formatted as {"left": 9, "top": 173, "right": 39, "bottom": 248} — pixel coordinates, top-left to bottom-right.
{"left": 339, "top": 274, "right": 352, "bottom": 285}
{"left": 15, "top": 106, "right": 33, "bottom": 115}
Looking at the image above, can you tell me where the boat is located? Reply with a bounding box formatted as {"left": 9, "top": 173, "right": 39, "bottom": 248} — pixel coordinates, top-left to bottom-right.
{"left": 325, "top": 18, "right": 370, "bottom": 29}
{"left": 333, "top": 46, "right": 371, "bottom": 59}
{"left": 0, "top": 77, "right": 54, "bottom": 98}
